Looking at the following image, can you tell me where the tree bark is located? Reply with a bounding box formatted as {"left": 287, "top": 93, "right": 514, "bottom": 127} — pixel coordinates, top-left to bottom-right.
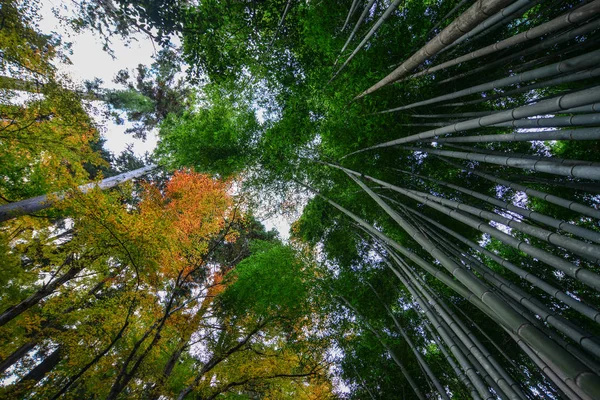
{"left": 404, "top": 0, "right": 600, "bottom": 82}
{"left": 355, "top": 0, "right": 514, "bottom": 98}
{"left": 379, "top": 49, "right": 600, "bottom": 113}
{"left": 0, "top": 341, "right": 37, "bottom": 375}
{"left": 0, "top": 257, "right": 83, "bottom": 327}
{"left": 440, "top": 18, "right": 600, "bottom": 85}
{"left": 336, "top": 0, "right": 377, "bottom": 64}
{"left": 344, "top": 85, "right": 600, "bottom": 158}
{"left": 0, "top": 165, "right": 155, "bottom": 222}
{"left": 331, "top": 0, "right": 403, "bottom": 82}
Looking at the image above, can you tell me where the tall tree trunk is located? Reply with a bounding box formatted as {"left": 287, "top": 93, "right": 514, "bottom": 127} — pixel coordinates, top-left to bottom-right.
{"left": 336, "top": 295, "right": 427, "bottom": 400}
{"left": 397, "top": 200, "right": 600, "bottom": 323}
{"left": 0, "top": 165, "right": 155, "bottom": 222}
{"left": 378, "top": 49, "right": 600, "bottom": 113}
{"left": 399, "top": 114, "right": 600, "bottom": 128}
{"left": 146, "top": 271, "right": 222, "bottom": 400}
{"left": 336, "top": 0, "right": 377, "bottom": 65}
{"left": 431, "top": 127, "right": 600, "bottom": 145}
{"left": 106, "top": 272, "right": 184, "bottom": 400}
{"left": 401, "top": 0, "right": 600, "bottom": 82}
{"left": 355, "top": 0, "right": 514, "bottom": 98}
{"left": 50, "top": 301, "right": 135, "bottom": 400}
{"left": 380, "top": 255, "right": 493, "bottom": 399}
{"left": 423, "top": 223, "right": 600, "bottom": 360}
{"left": 367, "top": 282, "right": 450, "bottom": 400}
{"left": 442, "top": 0, "right": 539, "bottom": 53}
{"left": 176, "top": 321, "right": 269, "bottom": 400}
{"left": 300, "top": 179, "right": 600, "bottom": 398}
{"left": 443, "top": 67, "right": 600, "bottom": 107}
{"left": 401, "top": 181, "right": 600, "bottom": 261}
{"left": 0, "top": 257, "right": 83, "bottom": 327}
{"left": 343, "top": 85, "right": 600, "bottom": 158}
{"left": 439, "top": 18, "right": 600, "bottom": 85}
{"left": 438, "top": 157, "right": 600, "bottom": 219}
{"left": 402, "top": 145, "right": 600, "bottom": 180}
{"left": 269, "top": 0, "right": 293, "bottom": 46}
{"left": 341, "top": 0, "right": 360, "bottom": 31}
{"left": 330, "top": 0, "right": 403, "bottom": 82}
{"left": 423, "top": 322, "right": 482, "bottom": 400}
{"left": 9, "top": 346, "right": 63, "bottom": 397}
{"left": 0, "top": 341, "right": 37, "bottom": 375}
{"left": 345, "top": 165, "right": 600, "bottom": 289}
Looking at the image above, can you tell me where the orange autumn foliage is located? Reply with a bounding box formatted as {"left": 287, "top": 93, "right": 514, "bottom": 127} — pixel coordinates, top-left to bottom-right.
{"left": 138, "top": 171, "right": 237, "bottom": 279}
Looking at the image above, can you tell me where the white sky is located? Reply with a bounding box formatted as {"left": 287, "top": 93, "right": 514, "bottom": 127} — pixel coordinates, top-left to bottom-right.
{"left": 38, "top": 0, "right": 158, "bottom": 157}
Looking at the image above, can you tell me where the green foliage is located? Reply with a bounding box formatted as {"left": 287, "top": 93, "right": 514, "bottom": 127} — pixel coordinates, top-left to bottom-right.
{"left": 105, "top": 89, "right": 154, "bottom": 114}
{"left": 220, "top": 240, "right": 309, "bottom": 319}
{"left": 155, "top": 92, "right": 259, "bottom": 177}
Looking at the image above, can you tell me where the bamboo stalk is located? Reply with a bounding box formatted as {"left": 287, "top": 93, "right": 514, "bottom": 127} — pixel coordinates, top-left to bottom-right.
{"left": 343, "top": 85, "right": 600, "bottom": 158}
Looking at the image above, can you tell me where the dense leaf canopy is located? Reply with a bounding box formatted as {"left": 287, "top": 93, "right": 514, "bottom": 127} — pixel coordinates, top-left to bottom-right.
{"left": 2, "top": 0, "right": 600, "bottom": 398}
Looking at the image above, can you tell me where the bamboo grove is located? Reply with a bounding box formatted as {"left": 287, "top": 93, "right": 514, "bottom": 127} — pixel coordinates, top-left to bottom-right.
{"left": 1, "top": 0, "right": 600, "bottom": 399}
{"left": 304, "top": 0, "right": 600, "bottom": 398}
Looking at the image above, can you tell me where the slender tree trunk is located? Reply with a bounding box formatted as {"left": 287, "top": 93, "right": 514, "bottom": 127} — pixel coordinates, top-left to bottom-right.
{"left": 50, "top": 302, "right": 134, "bottom": 400}
{"left": 380, "top": 254, "right": 494, "bottom": 399}
{"left": 443, "top": 67, "right": 600, "bottom": 107}
{"left": 344, "top": 85, "right": 600, "bottom": 158}
{"left": 443, "top": 143, "right": 600, "bottom": 167}
{"left": 341, "top": 0, "right": 360, "bottom": 31}
{"left": 431, "top": 127, "right": 600, "bottom": 144}
{"left": 397, "top": 200, "right": 600, "bottom": 323}
{"left": 269, "top": 0, "right": 293, "bottom": 46}
{"left": 146, "top": 274, "right": 221, "bottom": 400}
{"left": 0, "top": 341, "right": 37, "bottom": 375}
{"left": 400, "top": 179, "right": 600, "bottom": 261}
{"left": 423, "top": 322, "right": 482, "bottom": 400}
{"left": 10, "top": 347, "right": 63, "bottom": 396}
{"left": 424, "top": 223, "right": 600, "bottom": 360}
{"left": 106, "top": 272, "right": 184, "bottom": 400}
{"left": 176, "top": 321, "right": 268, "bottom": 400}
{"left": 379, "top": 49, "right": 600, "bottom": 113}
{"left": 325, "top": 163, "right": 600, "bottom": 289}
{"left": 367, "top": 282, "right": 450, "bottom": 400}
{"left": 146, "top": 344, "right": 186, "bottom": 400}
{"left": 401, "top": 0, "right": 600, "bottom": 82}
{"left": 399, "top": 113, "right": 600, "bottom": 128}
{"left": 512, "top": 333, "right": 586, "bottom": 400}
{"left": 0, "top": 270, "right": 115, "bottom": 377}
{"left": 336, "top": 0, "right": 377, "bottom": 65}
{"left": 350, "top": 364, "right": 377, "bottom": 400}
{"left": 437, "top": 156, "right": 600, "bottom": 220}
{"left": 355, "top": 0, "right": 514, "bottom": 98}
{"left": 330, "top": 0, "right": 403, "bottom": 82}
{"left": 374, "top": 229, "right": 523, "bottom": 400}
{"left": 442, "top": 0, "right": 539, "bottom": 53}
{"left": 0, "top": 258, "right": 83, "bottom": 327}
{"left": 301, "top": 177, "right": 600, "bottom": 397}
{"left": 402, "top": 144, "right": 600, "bottom": 181}
{"left": 439, "top": 18, "right": 600, "bottom": 85}
{"left": 0, "top": 165, "right": 155, "bottom": 222}
{"left": 337, "top": 295, "right": 427, "bottom": 400}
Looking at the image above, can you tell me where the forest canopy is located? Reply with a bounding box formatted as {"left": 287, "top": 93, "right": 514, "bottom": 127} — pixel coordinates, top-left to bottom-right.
{"left": 1, "top": 0, "right": 600, "bottom": 399}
